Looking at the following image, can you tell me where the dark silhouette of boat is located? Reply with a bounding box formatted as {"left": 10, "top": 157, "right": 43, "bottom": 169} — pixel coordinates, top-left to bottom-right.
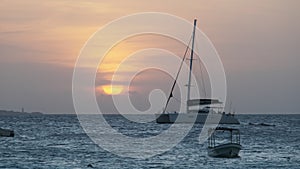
{"left": 0, "top": 128, "right": 14, "bottom": 137}
{"left": 156, "top": 19, "right": 239, "bottom": 124}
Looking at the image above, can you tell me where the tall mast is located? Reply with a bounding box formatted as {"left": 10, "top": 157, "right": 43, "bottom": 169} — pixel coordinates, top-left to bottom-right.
{"left": 187, "top": 19, "right": 197, "bottom": 113}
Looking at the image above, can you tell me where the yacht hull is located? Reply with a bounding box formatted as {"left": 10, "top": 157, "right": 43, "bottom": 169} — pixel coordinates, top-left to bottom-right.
{"left": 156, "top": 113, "right": 239, "bottom": 124}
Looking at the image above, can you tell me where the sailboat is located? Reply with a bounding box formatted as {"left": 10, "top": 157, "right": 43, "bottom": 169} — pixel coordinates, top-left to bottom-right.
{"left": 156, "top": 19, "right": 239, "bottom": 124}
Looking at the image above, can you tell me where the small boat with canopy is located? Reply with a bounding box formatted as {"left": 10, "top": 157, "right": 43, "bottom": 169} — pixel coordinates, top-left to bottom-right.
{"left": 207, "top": 127, "right": 241, "bottom": 158}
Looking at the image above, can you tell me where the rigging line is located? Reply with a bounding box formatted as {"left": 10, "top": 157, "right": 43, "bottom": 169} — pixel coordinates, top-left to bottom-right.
{"left": 162, "top": 36, "right": 192, "bottom": 113}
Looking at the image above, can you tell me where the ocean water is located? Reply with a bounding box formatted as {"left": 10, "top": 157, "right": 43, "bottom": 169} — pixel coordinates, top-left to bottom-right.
{"left": 0, "top": 114, "right": 299, "bottom": 169}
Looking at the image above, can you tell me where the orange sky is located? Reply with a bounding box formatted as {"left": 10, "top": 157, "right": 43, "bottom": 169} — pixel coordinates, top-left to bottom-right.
{"left": 1, "top": 0, "right": 299, "bottom": 113}
{"left": 1, "top": 0, "right": 297, "bottom": 65}
{"left": 95, "top": 34, "right": 188, "bottom": 95}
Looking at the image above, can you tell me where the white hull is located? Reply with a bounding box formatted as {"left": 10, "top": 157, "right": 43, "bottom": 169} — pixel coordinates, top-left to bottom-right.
{"left": 208, "top": 143, "right": 241, "bottom": 158}
{"left": 156, "top": 113, "right": 239, "bottom": 124}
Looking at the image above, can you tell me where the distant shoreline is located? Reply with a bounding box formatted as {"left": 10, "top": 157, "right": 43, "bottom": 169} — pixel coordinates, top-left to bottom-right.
{"left": 0, "top": 110, "right": 43, "bottom": 116}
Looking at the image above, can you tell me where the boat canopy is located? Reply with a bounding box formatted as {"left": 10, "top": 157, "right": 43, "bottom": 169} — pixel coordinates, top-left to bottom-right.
{"left": 187, "top": 99, "right": 222, "bottom": 106}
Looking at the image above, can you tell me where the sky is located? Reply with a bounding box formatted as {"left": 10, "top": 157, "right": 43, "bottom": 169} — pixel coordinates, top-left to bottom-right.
{"left": 0, "top": 0, "right": 299, "bottom": 114}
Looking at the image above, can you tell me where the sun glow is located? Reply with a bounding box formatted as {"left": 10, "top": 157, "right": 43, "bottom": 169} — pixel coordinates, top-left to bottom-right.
{"left": 101, "top": 85, "right": 124, "bottom": 95}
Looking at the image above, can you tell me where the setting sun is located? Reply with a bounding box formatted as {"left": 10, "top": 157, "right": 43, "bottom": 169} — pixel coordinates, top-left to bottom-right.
{"left": 102, "top": 85, "right": 124, "bottom": 95}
